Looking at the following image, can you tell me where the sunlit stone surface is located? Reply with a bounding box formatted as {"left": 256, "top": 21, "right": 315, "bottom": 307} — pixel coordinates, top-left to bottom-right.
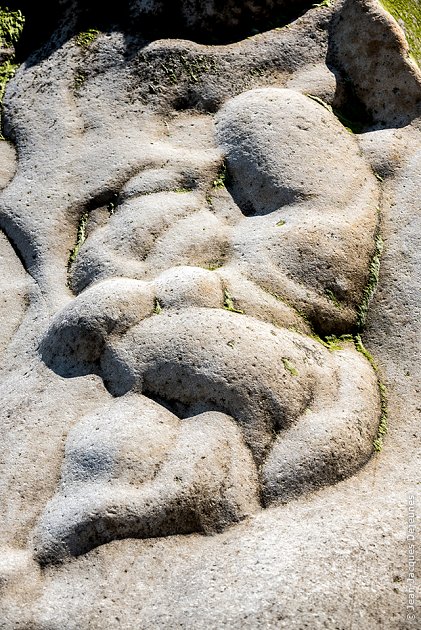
{"left": 0, "top": 1, "right": 419, "bottom": 627}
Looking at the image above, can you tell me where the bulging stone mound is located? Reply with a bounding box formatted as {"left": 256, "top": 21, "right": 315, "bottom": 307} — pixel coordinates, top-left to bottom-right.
{"left": 33, "top": 397, "right": 260, "bottom": 565}
{"left": 37, "top": 297, "right": 380, "bottom": 561}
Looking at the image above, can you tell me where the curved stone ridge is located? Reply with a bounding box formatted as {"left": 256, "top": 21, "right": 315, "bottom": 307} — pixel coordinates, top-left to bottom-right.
{"left": 67, "top": 88, "right": 380, "bottom": 335}
{"left": 380, "top": 0, "right": 421, "bottom": 64}
{"left": 37, "top": 292, "right": 380, "bottom": 562}
{"left": 33, "top": 397, "right": 260, "bottom": 565}
{"left": 332, "top": 0, "right": 421, "bottom": 126}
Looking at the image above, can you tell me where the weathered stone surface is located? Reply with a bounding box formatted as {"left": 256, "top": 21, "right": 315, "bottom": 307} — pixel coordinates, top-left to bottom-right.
{"left": 0, "top": 229, "right": 29, "bottom": 356}
{"left": 0, "top": 1, "right": 419, "bottom": 628}
{"left": 0, "top": 142, "right": 15, "bottom": 189}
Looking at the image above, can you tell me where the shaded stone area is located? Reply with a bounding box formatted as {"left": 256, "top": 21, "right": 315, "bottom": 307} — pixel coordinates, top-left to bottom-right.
{"left": 5, "top": 0, "right": 316, "bottom": 58}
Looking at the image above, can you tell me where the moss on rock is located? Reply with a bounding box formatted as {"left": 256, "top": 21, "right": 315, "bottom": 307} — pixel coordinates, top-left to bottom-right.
{"left": 0, "top": 7, "right": 24, "bottom": 48}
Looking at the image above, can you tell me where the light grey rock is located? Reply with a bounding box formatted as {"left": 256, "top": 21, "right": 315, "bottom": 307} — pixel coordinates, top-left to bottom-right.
{"left": 0, "top": 142, "right": 16, "bottom": 190}
{"left": 33, "top": 397, "right": 260, "bottom": 565}
{"left": 0, "top": 229, "right": 30, "bottom": 358}
{"left": 215, "top": 86, "right": 379, "bottom": 332}
{"left": 0, "top": 1, "right": 419, "bottom": 628}
{"left": 36, "top": 302, "right": 379, "bottom": 562}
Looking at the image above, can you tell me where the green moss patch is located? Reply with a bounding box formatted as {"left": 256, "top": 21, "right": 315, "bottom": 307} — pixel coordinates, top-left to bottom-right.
{"left": 354, "top": 334, "right": 388, "bottom": 452}
{"left": 0, "top": 59, "right": 17, "bottom": 102}
{"left": 153, "top": 298, "right": 163, "bottom": 315}
{"left": 356, "top": 233, "right": 383, "bottom": 330}
{"left": 213, "top": 162, "right": 229, "bottom": 189}
{"left": 324, "top": 288, "right": 341, "bottom": 309}
{"left": 174, "top": 187, "right": 193, "bottom": 193}
{"left": 67, "top": 210, "right": 88, "bottom": 271}
{"left": 223, "top": 289, "right": 244, "bottom": 314}
{"left": 75, "top": 29, "right": 99, "bottom": 49}
{"left": 0, "top": 7, "right": 24, "bottom": 47}
{"left": 282, "top": 357, "right": 299, "bottom": 376}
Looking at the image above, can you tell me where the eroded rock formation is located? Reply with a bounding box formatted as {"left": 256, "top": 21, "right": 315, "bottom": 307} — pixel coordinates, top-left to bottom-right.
{"left": 0, "top": 1, "right": 419, "bottom": 628}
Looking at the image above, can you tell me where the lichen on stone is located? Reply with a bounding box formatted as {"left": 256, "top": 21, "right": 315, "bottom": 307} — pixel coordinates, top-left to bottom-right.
{"left": 356, "top": 232, "right": 384, "bottom": 330}
{"left": 75, "top": 28, "right": 99, "bottom": 49}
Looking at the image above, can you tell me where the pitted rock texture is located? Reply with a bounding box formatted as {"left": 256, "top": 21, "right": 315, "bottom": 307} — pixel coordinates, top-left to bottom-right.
{"left": 38, "top": 301, "right": 379, "bottom": 561}
{"left": 34, "top": 398, "right": 260, "bottom": 565}
{"left": 0, "top": 1, "right": 420, "bottom": 628}
{"left": 0, "top": 229, "right": 29, "bottom": 354}
{"left": 64, "top": 86, "right": 379, "bottom": 334}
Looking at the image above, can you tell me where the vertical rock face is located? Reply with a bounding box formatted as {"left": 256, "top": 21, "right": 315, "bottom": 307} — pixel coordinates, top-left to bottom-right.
{"left": 331, "top": 0, "right": 421, "bottom": 125}
{"left": 380, "top": 0, "right": 421, "bottom": 63}
{"left": 0, "top": 1, "right": 419, "bottom": 628}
